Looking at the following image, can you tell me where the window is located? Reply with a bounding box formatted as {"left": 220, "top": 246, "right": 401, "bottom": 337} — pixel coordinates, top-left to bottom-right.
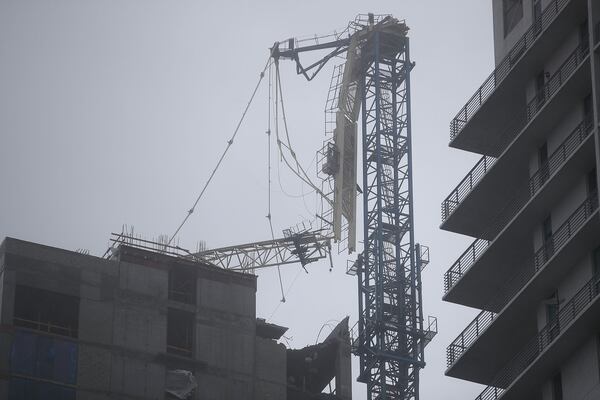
{"left": 9, "top": 377, "right": 75, "bottom": 400}
{"left": 593, "top": 246, "right": 600, "bottom": 276}
{"left": 503, "top": 0, "right": 523, "bottom": 36}
{"left": 593, "top": 247, "right": 600, "bottom": 293}
{"left": 552, "top": 373, "right": 563, "bottom": 400}
{"left": 168, "top": 266, "right": 197, "bottom": 305}
{"left": 542, "top": 215, "right": 554, "bottom": 261}
{"left": 584, "top": 94, "right": 593, "bottom": 123}
{"left": 167, "top": 309, "right": 194, "bottom": 358}
{"left": 546, "top": 292, "right": 560, "bottom": 341}
{"left": 580, "top": 20, "right": 589, "bottom": 50}
{"left": 13, "top": 285, "right": 79, "bottom": 338}
{"left": 533, "top": 0, "right": 542, "bottom": 35}
{"left": 535, "top": 71, "right": 546, "bottom": 106}
{"left": 588, "top": 168, "right": 598, "bottom": 195}
{"left": 538, "top": 142, "right": 549, "bottom": 184}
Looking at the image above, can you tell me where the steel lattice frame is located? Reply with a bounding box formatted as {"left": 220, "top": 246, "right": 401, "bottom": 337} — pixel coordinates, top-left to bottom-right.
{"left": 356, "top": 31, "right": 424, "bottom": 400}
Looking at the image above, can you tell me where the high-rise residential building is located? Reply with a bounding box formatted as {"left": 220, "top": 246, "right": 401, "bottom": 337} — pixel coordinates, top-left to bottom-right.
{"left": 0, "top": 236, "right": 352, "bottom": 400}
{"left": 442, "top": 1, "right": 600, "bottom": 399}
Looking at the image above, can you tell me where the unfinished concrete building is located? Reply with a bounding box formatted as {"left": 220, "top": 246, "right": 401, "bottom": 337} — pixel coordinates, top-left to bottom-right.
{"left": 442, "top": 0, "right": 600, "bottom": 399}
{"left": 0, "top": 236, "right": 351, "bottom": 399}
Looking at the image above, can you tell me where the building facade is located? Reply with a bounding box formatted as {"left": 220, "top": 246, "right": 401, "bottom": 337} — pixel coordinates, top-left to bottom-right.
{"left": 0, "top": 236, "right": 351, "bottom": 400}
{"left": 442, "top": 1, "right": 600, "bottom": 399}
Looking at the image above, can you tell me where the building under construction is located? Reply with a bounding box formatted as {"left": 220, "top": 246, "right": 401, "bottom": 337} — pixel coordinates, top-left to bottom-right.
{"left": 0, "top": 236, "right": 351, "bottom": 399}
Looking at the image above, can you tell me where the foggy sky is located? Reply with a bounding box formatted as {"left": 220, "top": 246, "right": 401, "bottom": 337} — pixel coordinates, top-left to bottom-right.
{"left": 1, "top": 1, "right": 494, "bottom": 398}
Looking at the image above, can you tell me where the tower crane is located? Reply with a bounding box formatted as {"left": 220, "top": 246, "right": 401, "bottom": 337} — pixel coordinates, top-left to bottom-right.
{"left": 271, "top": 14, "right": 436, "bottom": 400}
{"left": 134, "top": 12, "right": 436, "bottom": 400}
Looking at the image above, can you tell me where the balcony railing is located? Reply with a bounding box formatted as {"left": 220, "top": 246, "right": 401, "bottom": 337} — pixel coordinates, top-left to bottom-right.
{"left": 447, "top": 310, "right": 495, "bottom": 367}
{"left": 443, "top": 119, "right": 594, "bottom": 294}
{"left": 442, "top": 156, "right": 496, "bottom": 221}
{"left": 525, "top": 43, "right": 589, "bottom": 121}
{"left": 446, "top": 192, "right": 599, "bottom": 368}
{"left": 444, "top": 238, "right": 490, "bottom": 293}
{"left": 442, "top": 40, "right": 590, "bottom": 224}
{"left": 450, "top": 0, "right": 572, "bottom": 140}
{"left": 473, "top": 273, "right": 600, "bottom": 400}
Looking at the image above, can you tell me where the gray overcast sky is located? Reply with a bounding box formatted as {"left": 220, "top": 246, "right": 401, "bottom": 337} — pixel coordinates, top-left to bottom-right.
{"left": 1, "top": 1, "right": 494, "bottom": 398}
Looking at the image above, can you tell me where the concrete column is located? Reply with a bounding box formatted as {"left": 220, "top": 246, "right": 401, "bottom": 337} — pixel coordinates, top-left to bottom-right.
{"left": 588, "top": 0, "right": 600, "bottom": 194}
{"left": 335, "top": 335, "right": 353, "bottom": 400}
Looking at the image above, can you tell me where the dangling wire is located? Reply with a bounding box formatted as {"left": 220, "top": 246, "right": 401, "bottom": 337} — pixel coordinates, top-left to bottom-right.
{"left": 168, "top": 57, "right": 272, "bottom": 246}
{"left": 273, "top": 60, "right": 332, "bottom": 207}
{"left": 266, "top": 61, "right": 286, "bottom": 303}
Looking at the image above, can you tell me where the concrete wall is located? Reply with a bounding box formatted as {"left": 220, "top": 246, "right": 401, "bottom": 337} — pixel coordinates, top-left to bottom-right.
{"left": 254, "top": 337, "right": 287, "bottom": 400}
{"left": 493, "top": 0, "right": 533, "bottom": 64}
{"left": 541, "top": 337, "right": 600, "bottom": 400}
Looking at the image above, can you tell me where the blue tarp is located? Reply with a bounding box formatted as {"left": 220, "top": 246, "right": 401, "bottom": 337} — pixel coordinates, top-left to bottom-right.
{"left": 10, "top": 331, "right": 78, "bottom": 384}
{"left": 9, "top": 377, "right": 76, "bottom": 400}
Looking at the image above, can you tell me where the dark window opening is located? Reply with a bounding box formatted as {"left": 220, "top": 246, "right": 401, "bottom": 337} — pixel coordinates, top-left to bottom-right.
{"left": 538, "top": 142, "right": 549, "bottom": 184}
{"left": 503, "top": 0, "right": 523, "bottom": 37}
{"left": 593, "top": 246, "right": 600, "bottom": 276}
{"left": 168, "top": 266, "right": 197, "bottom": 305}
{"left": 542, "top": 215, "right": 554, "bottom": 259}
{"left": 167, "top": 309, "right": 194, "bottom": 358}
{"left": 552, "top": 373, "right": 563, "bottom": 400}
{"left": 584, "top": 94, "right": 593, "bottom": 124}
{"left": 546, "top": 291, "right": 560, "bottom": 341}
{"left": 13, "top": 285, "right": 79, "bottom": 338}
{"left": 535, "top": 71, "right": 546, "bottom": 106}
{"left": 588, "top": 168, "right": 598, "bottom": 195}
{"left": 593, "top": 247, "right": 600, "bottom": 293}
{"left": 9, "top": 377, "right": 75, "bottom": 400}
{"left": 533, "top": 0, "right": 542, "bottom": 35}
{"left": 580, "top": 19, "right": 589, "bottom": 50}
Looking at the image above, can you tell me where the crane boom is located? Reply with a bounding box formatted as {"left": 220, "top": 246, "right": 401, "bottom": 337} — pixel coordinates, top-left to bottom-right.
{"left": 194, "top": 231, "right": 330, "bottom": 272}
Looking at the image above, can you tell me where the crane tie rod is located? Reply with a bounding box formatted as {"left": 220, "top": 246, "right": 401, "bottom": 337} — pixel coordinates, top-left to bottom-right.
{"left": 168, "top": 57, "right": 272, "bottom": 246}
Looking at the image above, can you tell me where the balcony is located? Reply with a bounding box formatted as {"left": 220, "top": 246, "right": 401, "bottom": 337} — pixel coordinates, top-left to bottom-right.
{"left": 471, "top": 273, "right": 600, "bottom": 400}
{"left": 442, "top": 32, "right": 591, "bottom": 228}
{"left": 443, "top": 119, "right": 595, "bottom": 300}
{"left": 449, "top": 0, "right": 589, "bottom": 155}
{"left": 442, "top": 112, "right": 593, "bottom": 238}
{"left": 445, "top": 192, "right": 600, "bottom": 383}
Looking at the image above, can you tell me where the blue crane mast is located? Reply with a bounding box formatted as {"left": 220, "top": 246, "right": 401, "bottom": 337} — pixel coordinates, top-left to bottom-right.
{"left": 271, "top": 13, "right": 436, "bottom": 400}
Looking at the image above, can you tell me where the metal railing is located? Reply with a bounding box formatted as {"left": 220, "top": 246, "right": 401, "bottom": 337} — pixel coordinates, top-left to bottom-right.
{"left": 443, "top": 118, "right": 593, "bottom": 294}
{"left": 13, "top": 317, "right": 78, "bottom": 338}
{"left": 442, "top": 39, "right": 590, "bottom": 224}
{"left": 450, "top": 0, "right": 571, "bottom": 140}
{"left": 525, "top": 43, "right": 589, "bottom": 120}
{"left": 447, "top": 310, "right": 495, "bottom": 367}
{"left": 441, "top": 156, "right": 496, "bottom": 221}
{"left": 533, "top": 192, "right": 598, "bottom": 270}
{"left": 444, "top": 238, "right": 491, "bottom": 293}
{"left": 473, "top": 272, "right": 600, "bottom": 400}
{"left": 446, "top": 192, "right": 599, "bottom": 368}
